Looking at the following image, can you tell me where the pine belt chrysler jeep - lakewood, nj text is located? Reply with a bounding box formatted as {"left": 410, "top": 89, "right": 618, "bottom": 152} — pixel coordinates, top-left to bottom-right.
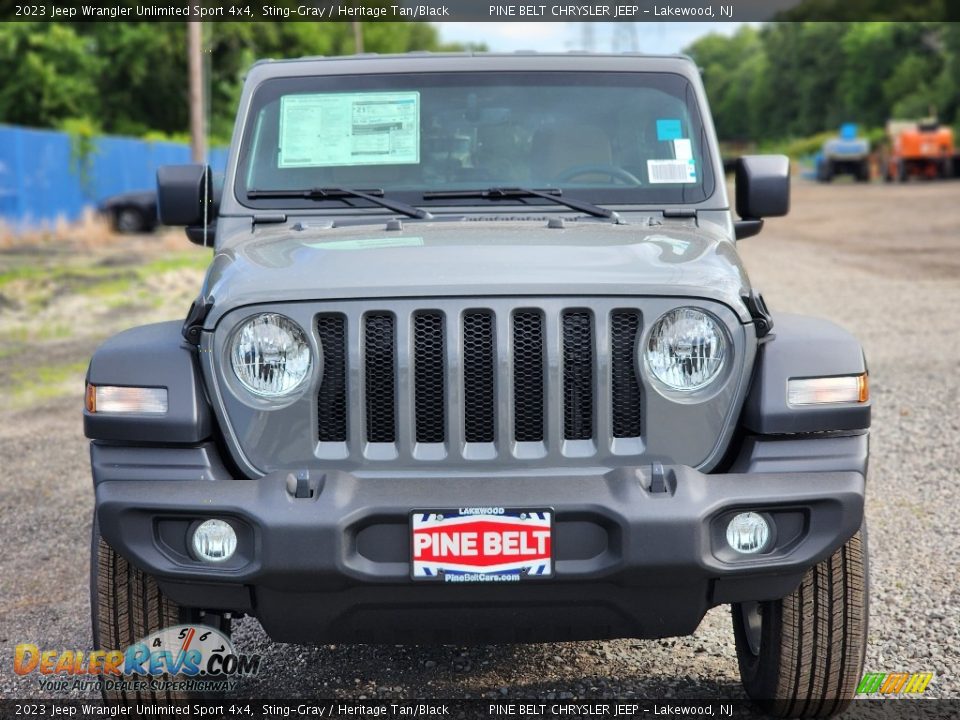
{"left": 85, "top": 53, "right": 870, "bottom": 716}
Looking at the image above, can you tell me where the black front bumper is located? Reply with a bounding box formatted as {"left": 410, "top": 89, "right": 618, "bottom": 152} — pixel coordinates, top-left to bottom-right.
{"left": 93, "top": 436, "right": 866, "bottom": 644}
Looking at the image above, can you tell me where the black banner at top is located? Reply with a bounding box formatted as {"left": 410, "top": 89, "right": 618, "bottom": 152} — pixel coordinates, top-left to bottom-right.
{"left": 0, "top": 0, "right": 956, "bottom": 22}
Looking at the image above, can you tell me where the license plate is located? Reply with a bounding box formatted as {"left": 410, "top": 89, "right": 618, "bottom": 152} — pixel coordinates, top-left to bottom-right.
{"left": 411, "top": 507, "right": 553, "bottom": 582}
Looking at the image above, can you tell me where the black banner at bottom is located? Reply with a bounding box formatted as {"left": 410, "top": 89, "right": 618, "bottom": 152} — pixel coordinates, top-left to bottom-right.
{"left": 0, "top": 700, "right": 957, "bottom": 720}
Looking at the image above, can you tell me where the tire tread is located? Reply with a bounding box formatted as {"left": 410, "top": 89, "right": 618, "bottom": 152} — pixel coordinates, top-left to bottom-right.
{"left": 94, "top": 534, "right": 183, "bottom": 702}
{"left": 734, "top": 530, "right": 867, "bottom": 718}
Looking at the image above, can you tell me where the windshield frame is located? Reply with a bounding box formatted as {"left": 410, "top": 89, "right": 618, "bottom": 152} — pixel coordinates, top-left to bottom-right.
{"left": 232, "top": 70, "right": 719, "bottom": 213}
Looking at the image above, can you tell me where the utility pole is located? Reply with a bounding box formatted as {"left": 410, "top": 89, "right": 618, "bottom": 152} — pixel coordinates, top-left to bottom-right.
{"left": 187, "top": 21, "right": 206, "bottom": 164}
{"left": 353, "top": 21, "right": 364, "bottom": 53}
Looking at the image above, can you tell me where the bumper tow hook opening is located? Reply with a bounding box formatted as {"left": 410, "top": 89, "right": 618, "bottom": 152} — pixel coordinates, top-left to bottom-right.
{"left": 286, "top": 470, "right": 323, "bottom": 499}
{"left": 638, "top": 462, "right": 671, "bottom": 494}
{"left": 650, "top": 462, "right": 669, "bottom": 494}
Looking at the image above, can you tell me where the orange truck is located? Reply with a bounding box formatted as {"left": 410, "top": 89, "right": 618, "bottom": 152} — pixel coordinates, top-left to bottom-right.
{"left": 885, "top": 120, "right": 955, "bottom": 181}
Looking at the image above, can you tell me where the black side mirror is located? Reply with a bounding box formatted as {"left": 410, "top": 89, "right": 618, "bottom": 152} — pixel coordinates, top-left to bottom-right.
{"left": 157, "top": 164, "right": 215, "bottom": 245}
{"left": 734, "top": 155, "right": 790, "bottom": 240}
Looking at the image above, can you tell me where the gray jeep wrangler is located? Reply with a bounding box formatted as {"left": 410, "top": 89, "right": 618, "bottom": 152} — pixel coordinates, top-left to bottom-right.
{"left": 85, "top": 54, "right": 870, "bottom": 715}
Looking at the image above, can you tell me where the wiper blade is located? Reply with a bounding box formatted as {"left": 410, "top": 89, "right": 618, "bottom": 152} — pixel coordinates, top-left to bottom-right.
{"left": 422, "top": 187, "right": 619, "bottom": 222}
{"left": 247, "top": 187, "right": 432, "bottom": 220}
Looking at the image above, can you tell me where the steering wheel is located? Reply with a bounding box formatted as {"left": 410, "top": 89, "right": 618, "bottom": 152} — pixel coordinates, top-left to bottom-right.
{"left": 554, "top": 164, "right": 642, "bottom": 186}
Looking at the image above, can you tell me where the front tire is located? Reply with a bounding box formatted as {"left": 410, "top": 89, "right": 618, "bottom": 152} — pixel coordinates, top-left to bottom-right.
{"left": 91, "top": 516, "right": 230, "bottom": 701}
{"left": 732, "top": 529, "right": 868, "bottom": 718}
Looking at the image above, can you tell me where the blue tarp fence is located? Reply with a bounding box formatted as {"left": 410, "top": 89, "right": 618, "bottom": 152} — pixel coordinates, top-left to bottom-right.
{"left": 0, "top": 125, "right": 228, "bottom": 229}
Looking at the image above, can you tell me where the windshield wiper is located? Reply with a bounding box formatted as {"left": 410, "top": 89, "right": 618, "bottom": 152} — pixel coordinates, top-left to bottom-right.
{"left": 247, "top": 187, "right": 432, "bottom": 220}
{"left": 422, "top": 187, "right": 619, "bottom": 222}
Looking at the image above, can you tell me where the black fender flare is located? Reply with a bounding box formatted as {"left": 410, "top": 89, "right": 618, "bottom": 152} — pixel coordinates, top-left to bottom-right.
{"left": 84, "top": 321, "right": 212, "bottom": 443}
{"left": 743, "top": 313, "right": 870, "bottom": 434}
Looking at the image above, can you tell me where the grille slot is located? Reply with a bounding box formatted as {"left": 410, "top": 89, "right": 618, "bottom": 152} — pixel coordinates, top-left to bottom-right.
{"left": 512, "top": 310, "right": 545, "bottom": 442}
{"left": 463, "top": 311, "right": 496, "bottom": 443}
{"left": 364, "top": 313, "right": 396, "bottom": 443}
{"left": 562, "top": 311, "right": 594, "bottom": 440}
{"left": 316, "top": 314, "right": 348, "bottom": 442}
{"left": 611, "top": 310, "right": 643, "bottom": 438}
{"left": 413, "top": 312, "right": 445, "bottom": 443}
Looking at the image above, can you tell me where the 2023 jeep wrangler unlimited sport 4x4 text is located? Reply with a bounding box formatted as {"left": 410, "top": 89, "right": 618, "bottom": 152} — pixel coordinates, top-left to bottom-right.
{"left": 85, "top": 53, "right": 869, "bottom": 716}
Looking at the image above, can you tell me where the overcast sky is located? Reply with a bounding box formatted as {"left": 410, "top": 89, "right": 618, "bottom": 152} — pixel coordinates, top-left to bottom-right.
{"left": 433, "top": 22, "right": 753, "bottom": 55}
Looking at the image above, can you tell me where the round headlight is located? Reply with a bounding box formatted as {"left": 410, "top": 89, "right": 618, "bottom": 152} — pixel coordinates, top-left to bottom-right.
{"left": 645, "top": 307, "right": 728, "bottom": 391}
{"left": 230, "top": 313, "right": 312, "bottom": 398}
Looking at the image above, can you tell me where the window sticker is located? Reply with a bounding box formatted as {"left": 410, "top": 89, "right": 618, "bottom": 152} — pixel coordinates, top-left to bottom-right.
{"left": 656, "top": 118, "right": 683, "bottom": 142}
{"left": 279, "top": 92, "right": 420, "bottom": 168}
{"left": 648, "top": 159, "right": 697, "bottom": 184}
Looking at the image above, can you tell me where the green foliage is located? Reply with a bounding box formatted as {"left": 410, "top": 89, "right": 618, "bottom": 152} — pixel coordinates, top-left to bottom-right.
{"left": 685, "top": 21, "right": 960, "bottom": 143}
{"left": 0, "top": 23, "right": 102, "bottom": 127}
{"left": 58, "top": 116, "right": 100, "bottom": 198}
{"left": 0, "top": 21, "right": 485, "bottom": 143}
{"left": 142, "top": 130, "right": 193, "bottom": 145}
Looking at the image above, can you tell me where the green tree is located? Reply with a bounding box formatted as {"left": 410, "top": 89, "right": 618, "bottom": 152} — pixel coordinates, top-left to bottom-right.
{"left": 836, "top": 22, "right": 900, "bottom": 127}
{"left": 74, "top": 23, "right": 189, "bottom": 136}
{"left": 687, "top": 26, "right": 764, "bottom": 140}
{"left": 0, "top": 20, "right": 484, "bottom": 141}
{"left": 0, "top": 23, "right": 101, "bottom": 127}
{"left": 685, "top": 20, "right": 960, "bottom": 143}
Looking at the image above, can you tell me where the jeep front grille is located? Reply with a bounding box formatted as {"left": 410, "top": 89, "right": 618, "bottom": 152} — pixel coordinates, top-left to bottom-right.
{"left": 313, "top": 300, "right": 644, "bottom": 462}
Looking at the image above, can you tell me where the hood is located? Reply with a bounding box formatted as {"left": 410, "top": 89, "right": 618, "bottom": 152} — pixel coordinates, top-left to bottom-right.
{"left": 202, "top": 219, "right": 752, "bottom": 325}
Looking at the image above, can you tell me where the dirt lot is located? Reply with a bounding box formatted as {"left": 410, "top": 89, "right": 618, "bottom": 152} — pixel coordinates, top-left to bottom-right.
{"left": 1, "top": 180, "right": 958, "bottom": 701}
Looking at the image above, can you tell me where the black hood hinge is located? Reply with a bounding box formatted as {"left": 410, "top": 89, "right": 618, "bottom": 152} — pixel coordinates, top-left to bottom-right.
{"left": 743, "top": 290, "right": 774, "bottom": 340}
{"left": 182, "top": 296, "right": 215, "bottom": 346}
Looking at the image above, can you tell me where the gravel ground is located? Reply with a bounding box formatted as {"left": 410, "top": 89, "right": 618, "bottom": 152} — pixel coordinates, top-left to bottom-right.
{"left": 1, "top": 180, "right": 958, "bottom": 702}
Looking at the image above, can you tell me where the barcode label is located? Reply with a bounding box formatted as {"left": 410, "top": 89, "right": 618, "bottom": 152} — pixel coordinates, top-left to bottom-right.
{"left": 647, "top": 159, "right": 697, "bottom": 184}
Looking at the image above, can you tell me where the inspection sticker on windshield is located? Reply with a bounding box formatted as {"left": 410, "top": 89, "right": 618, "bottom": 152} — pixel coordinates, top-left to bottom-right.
{"left": 411, "top": 508, "right": 553, "bottom": 582}
{"left": 648, "top": 159, "right": 697, "bottom": 184}
{"left": 656, "top": 118, "right": 683, "bottom": 141}
{"left": 279, "top": 91, "right": 420, "bottom": 168}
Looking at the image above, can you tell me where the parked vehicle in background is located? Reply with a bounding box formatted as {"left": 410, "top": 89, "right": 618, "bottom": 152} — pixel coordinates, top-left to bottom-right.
{"left": 85, "top": 53, "right": 871, "bottom": 717}
{"left": 816, "top": 124, "right": 871, "bottom": 182}
{"left": 885, "top": 120, "right": 955, "bottom": 181}
{"left": 97, "top": 190, "right": 157, "bottom": 233}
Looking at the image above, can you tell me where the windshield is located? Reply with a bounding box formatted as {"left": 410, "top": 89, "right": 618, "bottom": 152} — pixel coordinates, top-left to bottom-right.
{"left": 236, "top": 71, "right": 716, "bottom": 210}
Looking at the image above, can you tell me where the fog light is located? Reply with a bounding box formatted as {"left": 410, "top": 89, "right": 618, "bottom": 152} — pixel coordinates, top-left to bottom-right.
{"left": 191, "top": 519, "right": 237, "bottom": 563}
{"left": 726, "top": 512, "right": 770, "bottom": 554}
